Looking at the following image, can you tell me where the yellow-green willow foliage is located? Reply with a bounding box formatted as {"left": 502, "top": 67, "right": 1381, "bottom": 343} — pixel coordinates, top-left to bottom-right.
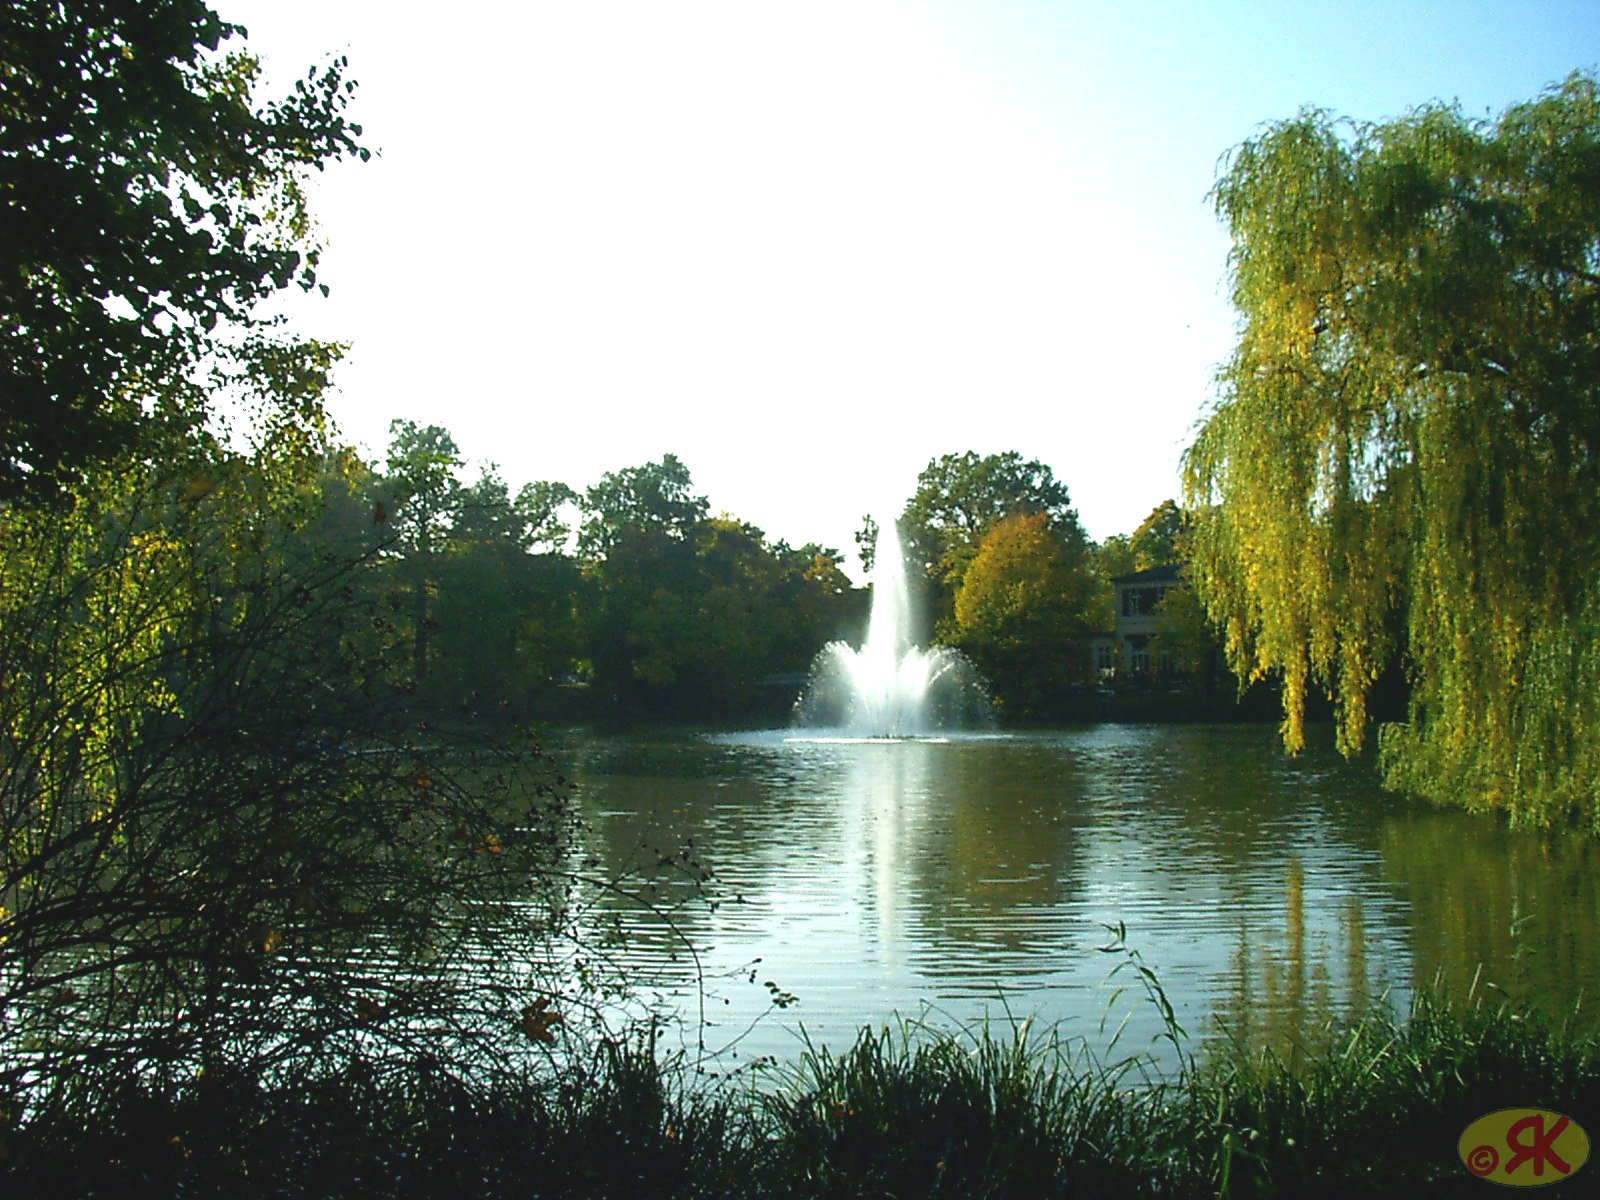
{"left": 1183, "top": 73, "right": 1600, "bottom": 830}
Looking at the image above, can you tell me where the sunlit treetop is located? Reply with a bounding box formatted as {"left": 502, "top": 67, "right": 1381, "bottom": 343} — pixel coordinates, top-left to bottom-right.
{"left": 899, "top": 451, "right": 1088, "bottom": 591}
{"left": 578, "top": 453, "right": 709, "bottom": 560}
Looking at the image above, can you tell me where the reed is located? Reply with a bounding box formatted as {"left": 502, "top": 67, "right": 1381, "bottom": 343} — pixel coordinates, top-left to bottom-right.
{"left": 757, "top": 1015, "right": 1161, "bottom": 1197}
{"left": 3, "top": 984, "right": 1596, "bottom": 1198}
{"left": 1165, "top": 983, "right": 1600, "bottom": 1197}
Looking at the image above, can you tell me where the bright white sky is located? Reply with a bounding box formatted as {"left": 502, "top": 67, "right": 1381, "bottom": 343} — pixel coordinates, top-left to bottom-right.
{"left": 222, "top": 0, "right": 1598, "bottom": 576}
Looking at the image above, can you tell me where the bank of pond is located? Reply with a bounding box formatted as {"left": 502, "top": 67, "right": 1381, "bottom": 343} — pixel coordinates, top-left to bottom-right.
{"left": 5, "top": 990, "right": 1595, "bottom": 1199}
{"left": 516, "top": 672, "right": 1303, "bottom": 730}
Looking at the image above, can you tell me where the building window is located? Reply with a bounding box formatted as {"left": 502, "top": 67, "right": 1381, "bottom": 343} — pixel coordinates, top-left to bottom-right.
{"left": 1095, "top": 644, "right": 1116, "bottom": 671}
{"left": 1121, "top": 586, "right": 1167, "bottom": 618}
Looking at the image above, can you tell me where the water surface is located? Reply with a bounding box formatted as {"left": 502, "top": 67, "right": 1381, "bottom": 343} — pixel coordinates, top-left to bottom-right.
{"left": 557, "top": 724, "right": 1599, "bottom": 1072}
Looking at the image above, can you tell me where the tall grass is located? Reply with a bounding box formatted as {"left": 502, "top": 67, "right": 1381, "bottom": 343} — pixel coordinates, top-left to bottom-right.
{"left": 1172, "top": 985, "right": 1600, "bottom": 1198}
{"left": 3, "top": 985, "right": 1597, "bottom": 1198}
{"left": 760, "top": 1016, "right": 1159, "bottom": 1197}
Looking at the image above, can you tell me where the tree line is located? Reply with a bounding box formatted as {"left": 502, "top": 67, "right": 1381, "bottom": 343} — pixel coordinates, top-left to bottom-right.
{"left": 333, "top": 425, "right": 861, "bottom": 723}
{"left": 314, "top": 427, "right": 1205, "bottom": 726}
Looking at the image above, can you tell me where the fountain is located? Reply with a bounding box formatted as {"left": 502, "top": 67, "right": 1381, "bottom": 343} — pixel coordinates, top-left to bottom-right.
{"left": 794, "top": 516, "right": 992, "bottom": 737}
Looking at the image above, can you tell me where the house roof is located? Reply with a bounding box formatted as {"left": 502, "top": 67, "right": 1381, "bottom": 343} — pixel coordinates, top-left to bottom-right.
{"left": 1111, "top": 562, "right": 1183, "bottom": 585}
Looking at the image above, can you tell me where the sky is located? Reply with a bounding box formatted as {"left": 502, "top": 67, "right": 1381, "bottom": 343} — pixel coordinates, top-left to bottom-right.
{"left": 221, "top": 0, "right": 1599, "bottom": 576}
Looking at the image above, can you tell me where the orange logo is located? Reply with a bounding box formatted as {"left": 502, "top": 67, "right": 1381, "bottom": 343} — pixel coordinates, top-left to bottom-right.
{"left": 1459, "top": 1109, "right": 1590, "bottom": 1187}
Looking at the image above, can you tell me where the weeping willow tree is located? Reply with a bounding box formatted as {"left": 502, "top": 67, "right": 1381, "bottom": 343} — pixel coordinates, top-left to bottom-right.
{"left": 1183, "top": 73, "right": 1600, "bottom": 830}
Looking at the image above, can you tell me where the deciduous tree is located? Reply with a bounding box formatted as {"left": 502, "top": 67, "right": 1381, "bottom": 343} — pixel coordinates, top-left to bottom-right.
{"left": 578, "top": 453, "right": 707, "bottom": 560}
{"left": 949, "top": 512, "right": 1097, "bottom": 713}
{"left": 899, "top": 452, "right": 1089, "bottom": 628}
{"left": 1129, "top": 500, "right": 1184, "bottom": 571}
{"left": 0, "top": 0, "right": 365, "bottom": 501}
{"left": 0, "top": 453, "right": 577, "bottom": 1092}
{"left": 379, "top": 421, "right": 464, "bottom": 683}
{"left": 577, "top": 459, "right": 853, "bottom": 715}
{"left": 1184, "top": 73, "right": 1600, "bottom": 829}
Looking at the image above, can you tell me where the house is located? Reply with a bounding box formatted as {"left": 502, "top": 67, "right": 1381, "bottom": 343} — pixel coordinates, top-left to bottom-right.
{"left": 1089, "top": 563, "right": 1184, "bottom": 679}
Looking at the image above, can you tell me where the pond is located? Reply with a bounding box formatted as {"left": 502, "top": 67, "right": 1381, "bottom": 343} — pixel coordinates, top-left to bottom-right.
{"left": 555, "top": 723, "right": 1600, "bottom": 1074}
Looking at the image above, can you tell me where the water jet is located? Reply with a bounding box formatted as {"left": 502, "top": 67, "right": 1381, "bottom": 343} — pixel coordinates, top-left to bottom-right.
{"left": 794, "top": 516, "right": 992, "bottom": 737}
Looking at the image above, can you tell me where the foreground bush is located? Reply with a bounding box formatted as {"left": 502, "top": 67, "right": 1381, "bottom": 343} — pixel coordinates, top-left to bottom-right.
{"left": 3, "top": 992, "right": 1596, "bottom": 1199}
{"left": 0, "top": 459, "right": 591, "bottom": 1095}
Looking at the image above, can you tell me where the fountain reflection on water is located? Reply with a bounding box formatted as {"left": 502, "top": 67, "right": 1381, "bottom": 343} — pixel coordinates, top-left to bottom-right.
{"left": 794, "top": 516, "right": 992, "bottom": 738}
